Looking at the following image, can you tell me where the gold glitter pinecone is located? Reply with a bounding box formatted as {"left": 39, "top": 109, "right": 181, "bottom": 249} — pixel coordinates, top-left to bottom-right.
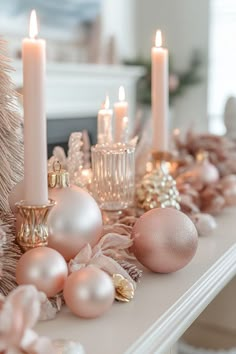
{"left": 136, "top": 164, "right": 181, "bottom": 211}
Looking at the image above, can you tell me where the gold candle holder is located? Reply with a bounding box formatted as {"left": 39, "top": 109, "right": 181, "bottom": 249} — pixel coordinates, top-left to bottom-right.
{"left": 16, "top": 199, "right": 55, "bottom": 251}
{"left": 146, "top": 150, "right": 180, "bottom": 176}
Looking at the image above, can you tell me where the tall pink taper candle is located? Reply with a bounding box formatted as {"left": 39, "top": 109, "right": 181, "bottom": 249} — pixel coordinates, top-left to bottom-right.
{"left": 114, "top": 86, "right": 128, "bottom": 142}
{"left": 151, "top": 30, "right": 169, "bottom": 152}
{"left": 97, "top": 95, "right": 113, "bottom": 144}
{"left": 22, "top": 10, "right": 48, "bottom": 205}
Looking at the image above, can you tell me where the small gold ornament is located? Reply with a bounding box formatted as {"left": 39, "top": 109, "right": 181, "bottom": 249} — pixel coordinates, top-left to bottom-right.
{"left": 48, "top": 160, "right": 70, "bottom": 188}
{"left": 136, "top": 162, "right": 181, "bottom": 211}
{"left": 113, "top": 274, "right": 135, "bottom": 303}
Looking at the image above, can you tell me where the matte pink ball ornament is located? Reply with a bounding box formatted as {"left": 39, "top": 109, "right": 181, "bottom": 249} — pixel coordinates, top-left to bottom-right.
{"left": 193, "top": 151, "right": 219, "bottom": 185}
{"left": 47, "top": 185, "right": 103, "bottom": 261}
{"left": 16, "top": 247, "right": 68, "bottom": 297}
{"left": 132, "top": 208, "right": 198, "bottom": 273}
{"left": 64, "top": 267, "right": 115, "bottom": 318}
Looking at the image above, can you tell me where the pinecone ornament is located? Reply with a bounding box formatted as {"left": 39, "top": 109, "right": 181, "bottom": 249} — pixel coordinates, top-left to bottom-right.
{"left": 136, "top": 162, "right": 181, "bottom": 211}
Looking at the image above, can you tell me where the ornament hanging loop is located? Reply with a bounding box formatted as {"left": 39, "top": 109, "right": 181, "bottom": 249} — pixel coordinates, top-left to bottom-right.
{"left": 53, "top": 159, "right": 61, "bottom": 172}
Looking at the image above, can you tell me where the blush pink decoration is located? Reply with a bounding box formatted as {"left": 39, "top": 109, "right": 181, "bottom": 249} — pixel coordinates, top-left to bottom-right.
{"left": 69, "top": 232, "right": 137, "bottom": 288}
{"left": 0, "top": 285, "right": 56, "bottom": 354}
{"left": 190, "top": 213, "right": 217, "bottom": 237}
{"left": 47, "top": 186, "right": 103, "bottom": 261}
{"left": 132, "top": 208, "right": 198, "bottom": 273}
{"left": 16, "top": 247, "right": 68, "bottom": 298}
{"left": 64, "top": 267, "right": 115, "bottom": 318}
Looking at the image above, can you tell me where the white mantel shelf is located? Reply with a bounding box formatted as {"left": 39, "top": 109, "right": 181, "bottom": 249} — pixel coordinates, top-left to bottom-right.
{"left": 11, "top": 60, "right": 144, "bottom": 128}
{"left": 35, "top": 207, "right": 236, "bottom": 354}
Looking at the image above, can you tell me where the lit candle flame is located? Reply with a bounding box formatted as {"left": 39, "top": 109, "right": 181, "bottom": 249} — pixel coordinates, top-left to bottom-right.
{"left": 119, "top": 86, "right": 125, "bottom": 101}
{"left": 29, "top": 10, "right": 38, "bottom": 39}
{"left": 155, "top": 30, "right": 162, "bottom": 47}
{"left": 173, "top": 128, "right": 180, "bottom": 137}
{"left": 123, "top": 116, "right": 128, "bottom": 126}
{"left": 104, "top": 95, "right": 110, "bottom": 110}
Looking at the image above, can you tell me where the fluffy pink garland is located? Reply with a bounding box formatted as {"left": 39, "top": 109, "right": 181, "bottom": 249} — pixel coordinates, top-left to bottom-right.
{"left": 0, "top": 285, "right": 85, "bottom": 354}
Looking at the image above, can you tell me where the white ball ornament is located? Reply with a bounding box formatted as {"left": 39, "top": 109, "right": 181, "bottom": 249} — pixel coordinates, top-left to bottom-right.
{"left": 47, "top": 163, "right": 103, "bottom": 261}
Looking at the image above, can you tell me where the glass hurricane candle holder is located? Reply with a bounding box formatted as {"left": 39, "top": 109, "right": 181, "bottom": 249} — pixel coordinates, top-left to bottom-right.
{"left": 91, "top": 143, "right": 135, "bottom": 223}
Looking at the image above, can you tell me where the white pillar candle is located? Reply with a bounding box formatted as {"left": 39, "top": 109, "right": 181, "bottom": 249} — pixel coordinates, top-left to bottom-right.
{"left": 114, "top": 86, "right": 129, "bottom": 142}
{"left": 97, "top": 95, "right": 113, "bottom": 144}
{"left": 22, "top": 10, "right": 48, "bottom": 205}
{"left": 151, "top": 30, "right": 169, "bottom": 152}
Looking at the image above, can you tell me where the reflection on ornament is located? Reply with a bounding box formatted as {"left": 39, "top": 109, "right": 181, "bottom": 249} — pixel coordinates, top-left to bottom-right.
{"left": 48, "top": 183, "right": 102, "bottom": 262}
{"left": 180, "top": 151, "right": 219, "bottom": 186}
{"left": 132, "top": 208, "right": 198, "bottom": 273}
{"left": 136, "top": 162, "right": 181, "bottom": 211}
{"left": 47, "top": 161, "right": 102, "bottom": 261}
{"left": 78, "top": 168, "right": 93, "bottom": 191}
{"left": 190, "top": 213, "right": 217, "bottom": 237}
{"left": 53, "top": 339, "right": 85, "bottom": 354}
{"left": 16, "top": 247, "right": 68, "bottom": 297}
{"left": 63, "top": 267, "right": 115, "bottom": 318}
{"left": 113, "top": 273, "right": 135, "bottom": 302}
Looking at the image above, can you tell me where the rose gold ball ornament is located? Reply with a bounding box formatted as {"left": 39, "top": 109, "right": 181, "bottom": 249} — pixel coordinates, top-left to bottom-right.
{"left": 221, "top": 175, "right": 236, "bottom": 206}
{"left": 47, "top": 162, "right": 103, "bottom": 261}
{"left": 16, "top": 247, "right": 68, "bottom": 297}
{"left": 192, "top": 151, "right": 219, "bottom": 185}
{"left": 64, "top": 267, "right": 115, "bottom": 318}
{"left": 132, "top": 208, "right": 198, "bottom": 273}
{"left": 190, "top": 213, "right": 217, "bottom": 236}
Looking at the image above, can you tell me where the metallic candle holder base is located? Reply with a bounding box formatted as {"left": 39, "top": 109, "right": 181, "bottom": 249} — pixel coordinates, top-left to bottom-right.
{"left": 16, "top": 199, "right": 55, "bottom": 251}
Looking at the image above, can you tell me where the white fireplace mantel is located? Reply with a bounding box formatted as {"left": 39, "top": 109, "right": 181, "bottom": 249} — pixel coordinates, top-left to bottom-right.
{"left": 11, "top": 60, "right": 144, "bottom": 129}
{"left": 35, "top": 207, "right": 236, "bottom": 354}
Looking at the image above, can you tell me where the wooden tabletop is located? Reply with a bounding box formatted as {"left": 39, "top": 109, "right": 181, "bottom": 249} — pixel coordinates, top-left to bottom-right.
{"left": 35, "top": 207, "right": 236, "bottom": 354}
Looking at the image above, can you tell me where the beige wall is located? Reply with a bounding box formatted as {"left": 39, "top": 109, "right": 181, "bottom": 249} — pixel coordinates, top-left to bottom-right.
{"left": 102, "top": 0, "right": 210, "bottom": 131}
{"left": 134, "top": 0, "right": 210, "bottom": 132}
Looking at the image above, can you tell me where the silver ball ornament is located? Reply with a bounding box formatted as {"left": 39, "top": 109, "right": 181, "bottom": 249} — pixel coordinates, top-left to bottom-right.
{"left": 64, "top": 267, "right": 115, "bottom": 318}
{"left": 48, "top": 185, "right": 103, "bottom": 261}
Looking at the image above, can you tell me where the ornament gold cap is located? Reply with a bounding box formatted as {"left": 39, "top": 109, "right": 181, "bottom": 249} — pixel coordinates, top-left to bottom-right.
{"left": 48, "top": 160, "right": 70, "bottom": 188}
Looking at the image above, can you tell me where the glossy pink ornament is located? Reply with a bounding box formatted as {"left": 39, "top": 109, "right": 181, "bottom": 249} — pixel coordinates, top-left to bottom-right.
{"left": 48, "top": 185, "right": 103, "bottom": 261}
{"left": 221, "top": 174, "right": 236, "bottom": 188}
{"left": 221, "top": 175, "right": 236, "bottom": 205}
{"left": 191, "top": 213, "right": 217, "bottom": 236}
{"left": 197, "top": 160, "right": 219, "bottom": 185}
{"left": 64, "top": 267, "right": 114, "bottom": 318}
{"left": 16, "top": 247, "right": 68, "bottom": 297}
{"left": 132, "top": 208, "right": 198, "bottom": 273}
{"left": 223, "top": 185, "right": 236, "bottom": 205}
{"left": 191, "top": 154, "right": 219, "bottom": 185}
